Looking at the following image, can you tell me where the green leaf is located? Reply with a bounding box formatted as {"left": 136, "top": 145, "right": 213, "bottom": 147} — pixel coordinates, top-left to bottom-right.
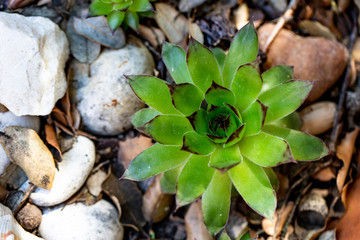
{"left": 128, "top": 0, "right": 152, "bottom": 12}
{"left": 223, "top": 124, "right": 245, "bottom": 148}
{"left": 223, "top": 23, "right": 258, "bottom": 88}
{"left": 231, "top": 64, "right": 262, "bottom": 112}
{"left": 261, "top": 65, "right": 293, "bottom": 93}
{"left": 113, "top": 1, "right": 132, "bottom": 10}
{"left": 160, "top": 163, "right": 185, "bottom": 194}
{"left": 162, "top": 42, "right": 192, "bottom": 84}
{"left": 89, "top": 0, "right": 113, "bottom": 16}
{"left": 220, "top": 231, "right": 231, "bottom": 240}
{"left": 125, "top": 11, "right": 139, "bottom": 31}
{"left": 138, "top": 11, "right": 154, "bottom": 18}
{"left": 262, "top": 125, "right": 329, "bottom": 161}
{"left": 127, "top": 75, "right": 179, "bottom": 114}
{"left": 107, "top": 11, "right": 125, "bottom": 32}
{"left": 170, "top": 83, "right": 203, "bottom": 116}
{"left": 182, "top": 131, "right": 215, "bottom": 155}
{"left": 263, "top": 167, "right": 278, "bottom": 191}
{"left": 239, "top": 232, "right": 252, "bottom": 240}
{"left": 258, "top": 80, "right": 313, "bottom": 123}
{"left": 140, "top": 115, "right": 192, "bottom": 145}
{"left": 131, "top": 108, "right": 160, "bottom": 128}
{"left": 211, "top": 47, "right": 226, "bottom": 73}
{"left": 228, "top": 157, "right": 276, "bottom": 219}
{"left": 202, "top": 170, "right": 231, "bottom": 235}
{"left": 205, "top": 81, "right": 235, "bottom": 106}
{"left": 187, "top": 39, "right": 223, "bottom": 91}
{"left": 188, "top": 109, "right": 209, "bottom": 136}
{"left": 124, "top": 143, "right": 191, "bottom": 180}
{"left": 209, "top": 144, "right": 243, "bottom": 170}
{"left": 176, "top": 154, "right": 214, "bottom": 206}
{"left": 239, "top": 132, "right": 292, "bottom": 167}
{"left": 270, "top": 112, "right": 302, "bottom": 130}
{"left": 242, "top": 100, "right": 267, "bottom": 137}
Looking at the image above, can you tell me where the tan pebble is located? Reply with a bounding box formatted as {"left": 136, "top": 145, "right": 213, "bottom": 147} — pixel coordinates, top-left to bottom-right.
{"left": 300, "top": 101, "right": 336, "bottom": 135}
{"left": 17, "top": 203, "right": 42, "bottom": 231}
{"left": 258, "top": 23, "right": 349, "bottom": 103}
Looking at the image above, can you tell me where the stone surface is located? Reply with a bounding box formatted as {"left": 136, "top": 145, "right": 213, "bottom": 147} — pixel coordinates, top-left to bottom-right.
{"left": 0, "top": 12, "right": 69, "bottom": 116}
{"left": 30, "top": 136, "right": 95, "bottom": 206}
{"left": 39, "top": 200, "right": 123, "bottom": 240}
{"left": 70, "top": 36, "right": 154, "bottom": 136}
{"left": 258, "top": 23, "right": 349, "bottom": 103}
{"left": 0, "top": 111, "right": 40, "bottom": 175}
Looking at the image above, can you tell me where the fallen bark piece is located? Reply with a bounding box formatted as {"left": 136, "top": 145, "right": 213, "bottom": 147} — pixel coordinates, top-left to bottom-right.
{"left": 258, "top": 23, "right": 348, "bottom": 103}
{"left": 0, "top": 126, "right": 55, "bottom": 190}
{"left": 30, "top": 136, "right": 95, "bottom": 206}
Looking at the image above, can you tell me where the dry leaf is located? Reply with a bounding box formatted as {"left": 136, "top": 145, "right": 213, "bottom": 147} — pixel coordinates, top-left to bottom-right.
{"left": 262, "top": 202, "right": 294, "bottom": 236}
{"left": 45, "top": 124, "right": 62, "bottom": 162}
{"left": 0, "top": 104, "right": 8, "bottom": 113}
{"left": 336, "top": 173, "right": 360, "bottom": 239}
{"left": 86, "top": 169, "right": 108, "bottom": 197}
{"left": 118, "top": 135, "right": 152, "bottom": 169}
{"left": 72, "top": 16, "right": 126, "bottom": 49}
{"left": 0, "top": 164, "right": 27, "bottom": 189}
{"left": 102, "top": 173, "right": 146, "bottom": 229}
{"left": 154, "top": 3, "right": 188, "bottom": 44}
{"left": 0, "top": 184, "right": 9, "bottom": 201}
{"left": 179, "top": 0, "right": 206, "bottom": 12}
{"left": 336, "top": 128, "right": 359, "bottom": 192}
{"left": 0, "top": 126, "right": 55, "bottom": 190}
{"left": 184, "top": 200, "right": 212, "bottom": 240}
{"left": 142, "top": 175, "right": 173, "bottom": 223}
{"left": 138, "top": 25, "right": 166, "bottom": 48}
{"left": 312, "top": 167, "right": 336, "bottom": 182}
{"left": 234, "top": 3, "right": 249, "bottom": 30}
{"left": 67, "top": 17, "right": 101, "bottom": 63}
{"left": 8, "top": 0, "right": 36, "bottom": 9}
{"left": 298, "top": 20, "right": 337, "bottom": 40}
{"left": 188, "top": 22, "right": 204, "bottom": 44}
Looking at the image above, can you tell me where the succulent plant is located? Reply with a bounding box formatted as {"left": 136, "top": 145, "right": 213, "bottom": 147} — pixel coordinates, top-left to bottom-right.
{"left": 124, "top": 23, "right": 328, "bottom": 235}
{"left": 89, "top": 0, "right": 154, "bottom": 32}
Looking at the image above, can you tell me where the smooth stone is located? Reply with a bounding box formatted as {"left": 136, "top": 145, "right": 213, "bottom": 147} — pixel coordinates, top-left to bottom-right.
{"left": 30, "top": 136, "right": 95, "bottom": 206}
{"left": 39, "top": 200, "right": 123, "bottom": 240}
{"left": 0, "top": 111, "right": 40, "bottom": 175}
{"left": 0, "top": 12, "right": 69, "bottom": 116}
{"left": 258, "top": 23, "right": 349, "bottom": 103}
{"left": 70, "top": 36, "right": 155, "bottom": 136}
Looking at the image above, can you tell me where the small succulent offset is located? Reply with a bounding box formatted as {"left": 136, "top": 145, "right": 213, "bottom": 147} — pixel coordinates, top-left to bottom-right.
{"left": 124, "top": 23, "right": 328, "bottom": 235}
{"left": 89, "top": 0, "right": 154, "bottom": 32}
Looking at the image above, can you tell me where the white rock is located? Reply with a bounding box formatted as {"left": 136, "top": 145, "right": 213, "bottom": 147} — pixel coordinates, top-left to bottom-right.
{"left": 71, "top": 36, "right": 155, "bottom": 135}
{"left": 39, "top": 200, "right": 123, "bottom": 240}
{"left": 0, "top": 111, "right": 40, "bottom": 175}
{"left": 30, "top": 136, "right": 95, "bottom": 206}
{"left": 0, "top": 12, "right": 69, "bottom": 116}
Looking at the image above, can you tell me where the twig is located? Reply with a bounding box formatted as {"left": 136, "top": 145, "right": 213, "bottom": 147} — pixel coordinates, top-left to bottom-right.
{"left": 329, "top": 12, "right": 358, "bottom": 153}
{"left": 280, "top": 183, "right": 312, "bottom": 240}
{"left": 263, "top": 0, "right": 302, "bottom": 53}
